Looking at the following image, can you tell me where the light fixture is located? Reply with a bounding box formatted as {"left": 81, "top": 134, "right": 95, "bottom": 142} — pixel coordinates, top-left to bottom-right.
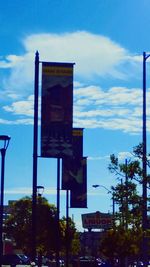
{"left": 37, "top": 185, "right": 44, "bottom": 197}
{"left": 0, "top": 134, "right": 11, "bottom": 260}
{"left": 0, "top": 135, "right": 11, "bottom": 150}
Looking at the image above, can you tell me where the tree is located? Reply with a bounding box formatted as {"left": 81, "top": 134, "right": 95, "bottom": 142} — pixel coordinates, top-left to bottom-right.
{"left": 70, "top": 231, "right": 81, "bottom": 256}
{"left": 108, "top": 143, "right": 150, "bottom": 228}
{"left": 111, "top": 181, "right": 142, "bottom": 229}
{"left": 4, "top": 196, "right": 58, "bottom": 256}
{"left": 59, "top": 216, "right": 80, "bottom": 257}
{"left": 100, "top": 143, "right": 150, "bottom": 265}
{"left": 100, "top": 227, "right": 142, "bottom": 267}
{"left": 109, "top": 143, "right": 150, "bottom": 184}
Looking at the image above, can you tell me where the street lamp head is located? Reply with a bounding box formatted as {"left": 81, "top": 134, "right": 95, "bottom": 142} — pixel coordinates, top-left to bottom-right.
{"left": 0, "top": 135, "right": 11, "bottom": 150}
{"left": 37, "top": 185, "right": 44, "bottom": 197}
{"left": 92, "top": 184, "right": 100, "bottom": 188}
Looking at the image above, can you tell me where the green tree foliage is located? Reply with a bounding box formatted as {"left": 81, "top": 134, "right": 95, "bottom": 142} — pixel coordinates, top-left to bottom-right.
{"left": 70, "top": 232, "right": 81, "bottom": 256}
{"left": 99, "top": 143, "right": 150, "bottom": 264}
{"left": 108, "top": 143, "right": 150, "bottom": 228}
{"left": 4, "top": 196, "right": 57, "bottom": 255}
{"left": 60, "top": 217, "right": 76, "bottom": 245}
{"left": 109, "top": 143, "right": 150, "bottom": 183}
{"left": 4, "top": 196, "right": 78, "bottom": 256}
{"left": 111, "top": 181, "right": 142, "bottom": 229}
{"left": 100, "top": 227, "right": 142, "bottom": 267}
{"left": 59, "top": 216, "right": 80, "bottom": 257}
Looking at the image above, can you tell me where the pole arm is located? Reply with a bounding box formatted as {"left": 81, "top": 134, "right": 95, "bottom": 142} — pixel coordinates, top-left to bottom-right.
{"left": 92, "top": 184, "right": 111, "bottom": 193}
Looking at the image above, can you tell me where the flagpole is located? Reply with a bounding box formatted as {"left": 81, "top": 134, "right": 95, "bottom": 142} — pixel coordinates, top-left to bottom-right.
{"left": 32, "top": 51, "right": 39, "bottom": 262}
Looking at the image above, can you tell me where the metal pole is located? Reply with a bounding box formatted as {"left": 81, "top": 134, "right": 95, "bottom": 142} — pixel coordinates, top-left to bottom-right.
{"left": 142, "top": 51, "right": 148, "bottom": 267}
{"left": 66, "top": 189, "right": 69, "bottom": 267}
{"left": 125, "top": 159, "right": 128, "bottom": 230}
{"left": 56, "top": 158, "right": 60, "bottom": 267}
{"left": 120, "top": 178, "right": 124, "bottom": 227}
{"left": 32, "top": 51, "right": 39, "bottom": 262}
{"left": 112, "top": 193, "right": 115, "bottom": 228}
{"left": 0, "top": 149, "right": 6, "bottom": 266}
{"left": 125, "top": 160, "right": 128, "bottom": 267}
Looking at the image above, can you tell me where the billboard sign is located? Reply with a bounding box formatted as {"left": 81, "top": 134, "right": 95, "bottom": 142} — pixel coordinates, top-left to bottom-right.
{"left": 82, "top": 211, "right": 113, "bottom": 230}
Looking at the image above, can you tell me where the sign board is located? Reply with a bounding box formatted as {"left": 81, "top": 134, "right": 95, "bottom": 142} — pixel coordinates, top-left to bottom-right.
{"left": 82, "top": 211, "right": 113, "bottom": 230}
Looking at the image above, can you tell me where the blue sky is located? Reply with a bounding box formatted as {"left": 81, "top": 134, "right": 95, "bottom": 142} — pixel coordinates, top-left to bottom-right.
{"left": 1, "top": 0, "right": 150, "bottom": 231}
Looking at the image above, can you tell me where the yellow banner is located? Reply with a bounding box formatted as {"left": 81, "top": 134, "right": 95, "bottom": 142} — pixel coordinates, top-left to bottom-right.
{"left": 42, "top": 66, "right": 73, "bottom": 76}
{"left": 73, "top": 129, "right": 83, "bottom": 136}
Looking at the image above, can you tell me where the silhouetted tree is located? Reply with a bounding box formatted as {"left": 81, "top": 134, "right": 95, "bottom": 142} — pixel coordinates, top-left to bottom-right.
{"left": 4, "top": 196, "right": 77, "bottom": 257}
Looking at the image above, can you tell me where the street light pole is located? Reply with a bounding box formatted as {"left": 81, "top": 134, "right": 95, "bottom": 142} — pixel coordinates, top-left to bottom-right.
{"left": 36, "top": 185, "right": 44, "bottom": 267}
{"left": 142, "top": 51, "right": 150, "bottom": 267}
{"left": 32, "top": 51, "right": 39, "bottom": 262}
{"left": 0, "top": 135, "right": 10, "bottom": 266}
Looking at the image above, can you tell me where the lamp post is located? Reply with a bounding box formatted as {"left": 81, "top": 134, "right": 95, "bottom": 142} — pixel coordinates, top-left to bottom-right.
{"left": 92, "top": 184, "right": 115, "bottom": 218}
{"left": 0, "top": 135, "right": 10, "bottom": 264}
{"left": 142, "top": 52, "right": 150, "bottom": 267}
{"left": 36, "top": 185, "right": 44, "bottom": 267}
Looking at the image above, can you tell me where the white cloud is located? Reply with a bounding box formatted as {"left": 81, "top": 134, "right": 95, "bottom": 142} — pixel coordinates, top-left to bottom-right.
{"left": 0, "top": 30, "right": 139, "bottom": 98}
{"left": 117, "top": 151, "right": 133, "bottom": 160}
{"left": 1, "top": 83, "right": 147, "bottom": 134}
{"left": 5, "top": 187, "right": 32, "bottom": 195}
{"left": 73, "top": 117, "right": 142, "bottom": 134}
{"left": 0, "top": 118, "right": 13, "bottom": 125}
{"left": 24, "top": 31, "right": 128, "bottom": 78}
{"left": 0, "top": 118, "right": 33, "bottom": 125}
{"left": 5, "top": 187, "right": 65, "bottom": 196}
{"left": 0, "top": 31, "right": 147, "bottom": 133}
{"left": 87, "top": 152, "right": 133, "bottom": 162}
{"left": 0, "top": 55, "right": 24, "bottom": 68}
{"left": 88, "top": 156, "right": 109, "bottom": 160}
{"left": 3, "top": 95, "right": 34, "bottom": 116}
{"left": 73, "top": 84, "right": 145, "bottom": 133}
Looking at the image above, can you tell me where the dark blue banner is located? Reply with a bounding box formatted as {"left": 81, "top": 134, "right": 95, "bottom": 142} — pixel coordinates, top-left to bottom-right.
{"left": 70, "top": 157, "right": 87, "bottom": 208}
{"left": 62, "top": 156, "right": 87, "bottom": 208}
{"left": 41, "top": 62, "right": 74, "bottom": 158}
{"left": 62, "top": 128, "right": 83, "bottom": 190}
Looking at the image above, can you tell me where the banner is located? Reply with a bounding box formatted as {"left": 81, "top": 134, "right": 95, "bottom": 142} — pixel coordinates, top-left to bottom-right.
{"left": 62, "top": 128, "right": 83, "bottom": 190}
{"left": 62, "top": 157, "right": 87, "bottom": 208}
{"left": 72, "top": 128, "right": 83, "bottom": 158}
{"left": 70, "top": 157, "right": 87, "bottom": 208}
{"left": 41, "top": 62, "right": 74, "bottom": 158}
